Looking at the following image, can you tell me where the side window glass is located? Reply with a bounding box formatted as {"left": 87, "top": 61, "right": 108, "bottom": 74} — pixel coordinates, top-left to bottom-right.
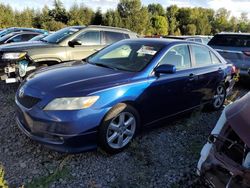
{"left": 103, "top": 31, "right": 129, "bottom": 44}
{"left": 159, "top": 45, "right": 191, "bottom": 70}
{"left": 8, "top": 35, "right": 22, "bottom": 43}
{"left": 192, "top": 45, "right": 212, "bottom": 67}
{"left": 211, "top": 52, "right": 221, "bottom": 64}
{"left": 76, "top": 31, "right": 101, "bottom": 45}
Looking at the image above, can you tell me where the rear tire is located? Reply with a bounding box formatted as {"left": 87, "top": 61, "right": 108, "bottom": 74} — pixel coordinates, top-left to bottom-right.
{"left": 98, "top": 103, "right": 140, "bottom": 154}
{"left": 207, "top": 84, "right": 226, "bottom": 111}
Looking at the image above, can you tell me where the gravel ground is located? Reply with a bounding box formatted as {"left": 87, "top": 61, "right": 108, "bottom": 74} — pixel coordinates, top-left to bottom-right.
{"left": 0, "top": 82, "right": 249, "bottom": 188}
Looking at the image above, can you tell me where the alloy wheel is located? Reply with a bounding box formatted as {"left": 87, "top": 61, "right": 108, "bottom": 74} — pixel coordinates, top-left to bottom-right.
{"left": 106, "top": 112, "right": 136, "bottom": 149}
{"left": 213, "top": 85, "right": 226, "bottom": 109}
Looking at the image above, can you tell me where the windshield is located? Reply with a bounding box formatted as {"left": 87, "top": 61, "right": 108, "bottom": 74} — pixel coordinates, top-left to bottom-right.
{"left": 29, "top": 34, "right": 47, "bottom": 41}
{"left": 0, "top": 32, "right": 15, "bottom": 42}
{"left": 88, "top": 41, "right": 164, "bottom": 72}
{"left": 209, "top": 35, "right": 250, "bottom": 47}
{"left": 42, "top": 27, "right": 81, "bottom": 44}
{"left": 0, "top": 29, "right": 13, "bottom": 38}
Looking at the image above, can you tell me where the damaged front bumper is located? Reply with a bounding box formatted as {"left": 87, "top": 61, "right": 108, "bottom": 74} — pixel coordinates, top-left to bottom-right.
{"left": 0, "top": 55, "right": 36, "bottom": 83}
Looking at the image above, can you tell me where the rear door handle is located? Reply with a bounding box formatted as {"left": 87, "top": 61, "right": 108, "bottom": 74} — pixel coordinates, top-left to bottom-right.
{"left": 189, "top": 73, "right": 196, "bottom": 81}
{"left": 218, "top": 67, "right": 223, "bottom": 73}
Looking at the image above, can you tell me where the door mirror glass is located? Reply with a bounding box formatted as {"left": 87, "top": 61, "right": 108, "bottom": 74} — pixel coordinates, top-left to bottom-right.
{"left": 68, "top": 39, "right": 82, "bottom": 47}
{"left": 155, "top": 64, "right": 176, "bottom": 75}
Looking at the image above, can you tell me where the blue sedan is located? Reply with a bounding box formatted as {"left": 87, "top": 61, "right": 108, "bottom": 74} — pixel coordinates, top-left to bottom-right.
{"left": 15, "top": 39, "right": 235, "bottom": 153}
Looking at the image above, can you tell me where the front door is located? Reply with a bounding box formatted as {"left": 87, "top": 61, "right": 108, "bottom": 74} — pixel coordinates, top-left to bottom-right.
{"left": 68, "top": 31, "right": 104, "bottom": 60}
{"left": 141, "top": 44, "right": 196, "bottom": 124}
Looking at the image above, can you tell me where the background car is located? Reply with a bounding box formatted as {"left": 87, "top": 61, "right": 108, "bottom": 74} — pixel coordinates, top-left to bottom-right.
{"left": 208, "top": 32, "right": 250, "bottom": 81}
{"left": 0, "top": 31, "right": 40, "bottom": 44}
{"left": 15, "top": 39, "right": 235, "bottom": 154}
{"left": 164, "top": 35, "right": 212, "bottom": 44}
{"left": 0, "top": 25, "right": 138, "bottom": 83}
{"left": 197, "top": 92, "right": 250, "bottom": 187}
{"left": 0, "top": 27, "right": 48, "bottom": 38}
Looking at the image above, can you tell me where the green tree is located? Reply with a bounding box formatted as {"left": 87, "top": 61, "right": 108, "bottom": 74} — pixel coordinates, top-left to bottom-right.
{"left": 68, "top": 3, "right": 94, "bottom": 26}
{"left": 237, "top": 12, "right": 248, "bottom": 32}
{"left": 166, "top": 5, "right": 179, "bottom": 35}
{"left": 117, "top": 0, "right": 150, "bottom": 34}
{"left": 92, "top": 8, "right": 103, "bottom": 25}
{"left": 150, "top": 15, "right": 168, "bottom": 35}
{"left": 103, "top": 10, "right": 122, "bottom": 27}
{"left": 148, "top": 3, "right": 165, "bottom": 16}
{"left": 186, "top": 24, "right": 196, "bottom": 35}
{"left": 212, "top": 8, "right": 231, "bottom": 33}
{"left": 0, "top": 4, "right": 15, "bottom": 28}
{"left": 49, "top": 0, "right": 69, "bottom": 24}
{"left": 15, "top": 8, "right": 35, "bottom": 27}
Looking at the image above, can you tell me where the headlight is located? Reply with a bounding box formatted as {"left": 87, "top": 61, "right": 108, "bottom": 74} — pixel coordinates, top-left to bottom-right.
{"left": 2, "top": 52, "right": 26, "bottom": 60}
{"left": 44, "top": 96, "right": 99, "bottom": 110}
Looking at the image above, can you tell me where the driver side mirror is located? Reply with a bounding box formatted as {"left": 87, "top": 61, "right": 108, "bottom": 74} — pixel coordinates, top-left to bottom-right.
{"left": 68, "top": 40, "right": 82, "bottom": 47}
{"left": 154, "top": 64, "right": 176, "bottom": 76}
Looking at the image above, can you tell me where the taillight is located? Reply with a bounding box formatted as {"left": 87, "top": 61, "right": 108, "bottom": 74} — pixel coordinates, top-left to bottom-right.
{"left": 231, "top": 65, "right": 237, "bottom": 74}
{"left": 243, "top": 51, "right": 250, "bottom": 56}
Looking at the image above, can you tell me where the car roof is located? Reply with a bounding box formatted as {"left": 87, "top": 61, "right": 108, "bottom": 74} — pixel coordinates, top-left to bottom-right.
{"left": 8, "top": 31, "right": 41, "bottom": 35}
{"left": 123, "top": 38, "right": 203, "bottom": 45}
{"left": 217, "top": 32, "right": 250, "bottom": 36}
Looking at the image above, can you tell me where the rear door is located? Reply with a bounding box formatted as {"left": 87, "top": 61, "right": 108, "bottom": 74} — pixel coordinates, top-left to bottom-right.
{"left": 189, "top": 44, "right": 225, "bottom": 106}
{"left": 208, "top": 34, "right": 250, "bottom": 75}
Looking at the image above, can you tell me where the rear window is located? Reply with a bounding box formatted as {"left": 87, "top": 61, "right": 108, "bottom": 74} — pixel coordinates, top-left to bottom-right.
{"left": 208, "top": 34, "right": 250, "bottom": 47}
{"left": 103, "top": 31, "right": 129, "bottom": 45}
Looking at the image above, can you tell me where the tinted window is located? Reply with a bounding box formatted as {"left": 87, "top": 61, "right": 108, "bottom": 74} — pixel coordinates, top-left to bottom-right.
{"left": 22, "top": 34, "right": 38, "bottom": 41}
{"left": 209, "top": 34, "right": 250, "bottom": 47}
{"left": 159, "top": 45, "right": 191, "bottom": 70}
{"left": 103, "top": 31, "right": 129, "bottom": 44}
{"left": 192, "top": 45, "right": 212, "bottom": 67}
{"left": 88, "top": 41, "right": 164, "bottom": 72}
{"left": 195, "top": 38, "right": 202, "bottom": 43}
{"left": 76, "top": 31, "right": 101, "bottom": 45}
{"left": 8, "top": 35, "right": 22, "bottom": 43}
{"left": 43, "top": 27, "right": 81, "bottom": 44}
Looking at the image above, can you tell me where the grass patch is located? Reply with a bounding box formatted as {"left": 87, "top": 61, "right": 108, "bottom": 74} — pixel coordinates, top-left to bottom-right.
{"left": 26, "top": 156, "right": 72, "bottom": 188}
{"left": 26, "top": 167, "right": 70, "bottom": 188}
{"left": 0, "top": 165, "right": 8, "bottom": 188}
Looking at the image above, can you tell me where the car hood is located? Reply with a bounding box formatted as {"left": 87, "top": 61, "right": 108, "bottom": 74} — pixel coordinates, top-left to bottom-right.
{"left": 0, "top": 41, "right": 57, "bottom": 52}
{"left": 25, "top": 61, "right": 135, "bottom": 97}
{"left": 226, "top": 92, "right": 250, "bottom": 147}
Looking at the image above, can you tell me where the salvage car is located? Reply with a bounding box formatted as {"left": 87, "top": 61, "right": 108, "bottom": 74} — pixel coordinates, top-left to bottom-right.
{"left": 197, "top": 92, "right": 250, "bottom": 187}
{"left": 164, "top": 35, "right": 212, "bottom": 44}
{"left": 0, "top": 25, "right": 137, "bottom": 83}
{"left": 208, "top": 32, "right": 250, "bottom": 81}
{"left": 0, "top": 27, "right": 48, "bottom": 38}
{"left": 16, "top": 39, "right": 235, "bottom": 153}
{"left": 0, "top": 31, "right": 40, "bottom": 45}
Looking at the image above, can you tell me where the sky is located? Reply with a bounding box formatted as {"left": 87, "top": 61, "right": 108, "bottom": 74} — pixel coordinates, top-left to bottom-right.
{"left": 0, "top": 0, "right": 249, "bottom": 18}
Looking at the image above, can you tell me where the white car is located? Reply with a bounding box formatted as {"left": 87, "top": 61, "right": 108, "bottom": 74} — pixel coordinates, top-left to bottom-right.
{"left": 197, "top": 92, "right": 250, "bottom": 187}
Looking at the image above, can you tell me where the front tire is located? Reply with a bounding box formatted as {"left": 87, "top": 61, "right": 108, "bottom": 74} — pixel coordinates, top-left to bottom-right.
{"left": 98, "top": 103, "right": 140, "bottom": 154}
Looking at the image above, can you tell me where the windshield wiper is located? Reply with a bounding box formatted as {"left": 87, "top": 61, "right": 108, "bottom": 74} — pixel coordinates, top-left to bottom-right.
{"left": 91, "top": 63, "right": 118, "bottom": 70}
